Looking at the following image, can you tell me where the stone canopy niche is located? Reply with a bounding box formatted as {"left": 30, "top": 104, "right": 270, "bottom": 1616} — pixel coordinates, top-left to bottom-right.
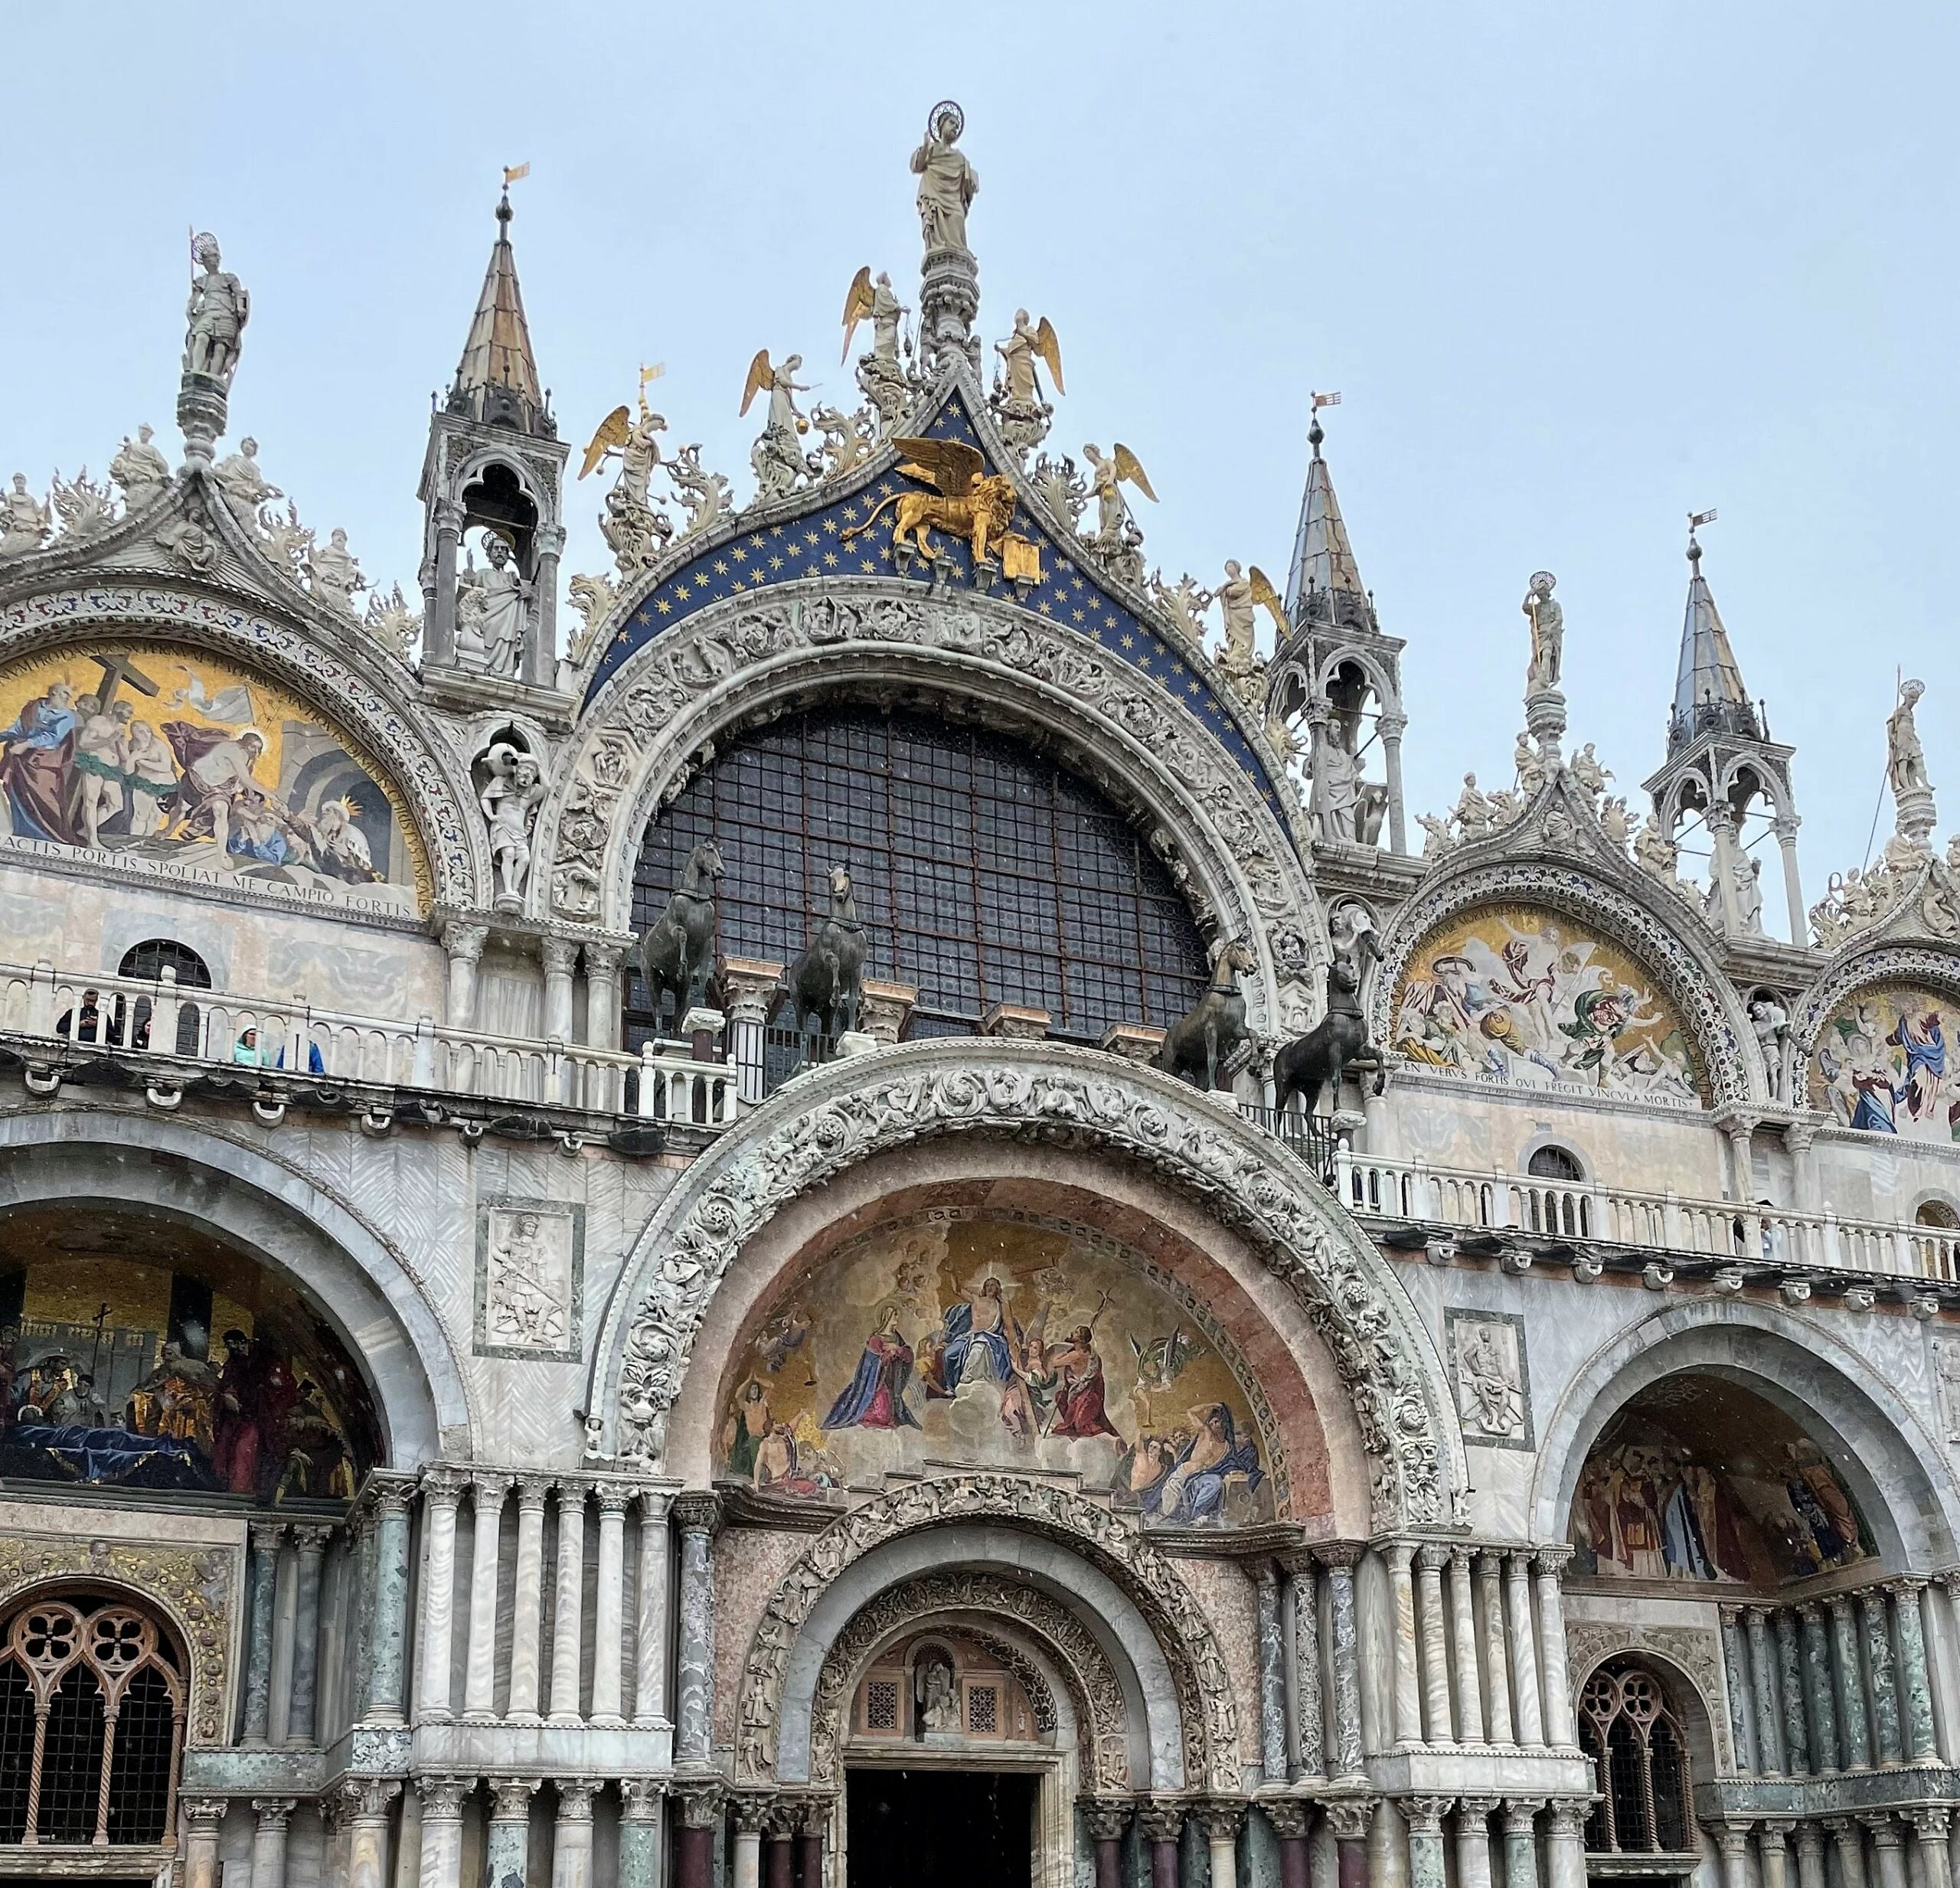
{"left": 0, "top": 1206, "right": 381, "bottom": 1505}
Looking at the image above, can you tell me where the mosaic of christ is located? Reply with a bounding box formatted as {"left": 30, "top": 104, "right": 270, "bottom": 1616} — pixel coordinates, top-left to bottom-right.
{"left": 717, "top": 1212, "right": 1279, "bottom": 1528}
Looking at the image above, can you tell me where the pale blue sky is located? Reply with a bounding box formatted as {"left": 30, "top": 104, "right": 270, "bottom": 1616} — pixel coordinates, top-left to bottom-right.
{"left": 4, "top": 3, "right": 1955, "bottom": 916}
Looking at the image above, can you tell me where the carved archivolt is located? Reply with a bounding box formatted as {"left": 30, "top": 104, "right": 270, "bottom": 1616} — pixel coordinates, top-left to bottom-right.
{"left": 799, "top": 1573, "right": 1123, "bottom": 1792}
{"left": 1791, "top": 942, "right": 1960, "bottom": 1057}
{"left": 735, "top": 1476, "right": 1235, "bottom": 1790}
{"left": 0, "top": 1533, "right": 236, "bottom": 1746}
{"left": 1564, "top": 1619, "right": 1732, "bottom": 1772}
{"left": 0, "top": 583, "right": 484, "bottom": 907}
{"left": 534, "top": 585, "right": 1328, "bottom": 1024}
{"left": 1370, "top": 858, "right": 1757, "bottom": 1106}
{"left": 594, "top": 1039, "right": 1461, "bottom": 1529}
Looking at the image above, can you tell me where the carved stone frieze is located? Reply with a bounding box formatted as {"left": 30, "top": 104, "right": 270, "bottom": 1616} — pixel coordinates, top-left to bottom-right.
{"left": 537, "top": 584, "right": 1321, "bottom": 1014}
{"left": 795, "top": 1571, "right": 1118, "bottom": 1791}
{"left": 0, "top": 1532, "right": 237, "bottom": 1744}
{"left": 598, "top": 1039, "right": 1457, "bottom": 1527}
{"left": 733, "top": 1475, "right": 1236, "bottom": 1790}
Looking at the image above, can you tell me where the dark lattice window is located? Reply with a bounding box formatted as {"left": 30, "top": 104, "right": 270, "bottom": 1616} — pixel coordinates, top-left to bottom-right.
{"left": 117, "top": 939, "right": 214, "bottom": 1057}
{"left": 629, "top": 709, "right": 1209, "bottom": 1048}
{"left": 1579, "top": 1659, "right": 1693, "bottom": 1854}
{"left": 0, "top": 1595, "right": 185, "bottom": 1847}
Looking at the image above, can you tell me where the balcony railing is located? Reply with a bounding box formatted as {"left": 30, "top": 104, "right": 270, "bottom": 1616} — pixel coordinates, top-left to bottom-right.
{"left": 1328, "top": 1147, "right": 1960, "bottom": 1283}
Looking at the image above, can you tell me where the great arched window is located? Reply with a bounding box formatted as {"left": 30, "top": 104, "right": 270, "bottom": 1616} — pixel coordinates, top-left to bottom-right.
{"left": 0, "top": 1595, "right": 185, "bottom": 1848}
{"left": 1579, "top": 1658, "right": 1692, "bottom": 1857}
{"left": 117, "top": 939, "right": 213, "bottom": 1057}
{"left": 630, "top": 708, "right": 1210, "bottom": 1047}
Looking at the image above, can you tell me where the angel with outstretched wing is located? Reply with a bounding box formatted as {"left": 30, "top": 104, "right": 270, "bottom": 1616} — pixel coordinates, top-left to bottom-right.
{"left": 1083, "top": 441, "right": 1155, "bottom": 541}
{"left": 996, "top": 309, "right": 1065, "bottom": 405}
{"left": 580, "top": 365, "right": 666, "bottom": 503}
{"left": 742, "top": 351, "right": 813, "bottom": 501}
{"left": 839, "top": 267, "right": 908, "bottom": 366}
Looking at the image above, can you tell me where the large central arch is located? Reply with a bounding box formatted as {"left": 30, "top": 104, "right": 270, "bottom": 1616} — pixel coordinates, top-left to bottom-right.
{"left": 588, "top": 1038, "right": 1463, "bottom": 1529}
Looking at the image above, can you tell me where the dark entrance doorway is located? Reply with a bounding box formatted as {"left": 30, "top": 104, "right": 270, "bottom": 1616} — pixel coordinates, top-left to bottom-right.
{"left": 847, "top": 1768, "right": 1035, "bottom": 1888}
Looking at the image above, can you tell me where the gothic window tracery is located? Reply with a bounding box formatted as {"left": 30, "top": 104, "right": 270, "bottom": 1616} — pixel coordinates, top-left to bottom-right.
{"left": 0, "top": 1594, "right": 185, "bottom": 1849}
{"left": 1579, "top": 1658, "right": 1691, "bottom": 1857}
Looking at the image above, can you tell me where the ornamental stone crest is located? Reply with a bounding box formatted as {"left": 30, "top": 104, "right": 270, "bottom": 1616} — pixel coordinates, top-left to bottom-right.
{"left": 734, "top": 1475, "right": 1236, "bottom": 1791}
{"left": 596, "top": 1038, "right": 1459, "bottom": 1530}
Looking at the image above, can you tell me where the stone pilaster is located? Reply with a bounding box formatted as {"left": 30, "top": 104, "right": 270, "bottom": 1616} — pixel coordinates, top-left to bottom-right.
{"left": 675, "top": 1491, "right": 722, "bottom": 1766}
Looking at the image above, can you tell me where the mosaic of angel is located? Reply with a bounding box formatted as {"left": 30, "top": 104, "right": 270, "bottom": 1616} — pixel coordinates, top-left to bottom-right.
{"left": 0, "top": 643, "right": 427, "bottom": 915}
{"left": 716, "top": 1213, "right": 1280, "bottom": 1527}
{"left": 1810, "top": 987, "right": 1960, "bottom": 1143}
{"left": 1391, "top": 906, "right": 1699, "bottom": 1102}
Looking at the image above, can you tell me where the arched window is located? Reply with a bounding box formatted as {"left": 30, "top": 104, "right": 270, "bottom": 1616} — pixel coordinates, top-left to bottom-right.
{"left": 1579, "top": 1659, "right": 1692, "bottom": 1856}
{"left": 1916, "top": 1200, "right": 1960, "bottom": 1230}
{"left": 630, "top": 708, "right": 1210, "bottom": 1060}
{"left": 0, "top": 1594, "right": 185, "bottom": 1847}
{"left": 1524, "top": 1144, "right": 1589, "bottom": 1238}
{"left": 117, "top": 940, "right": 214, "bottom": 1057}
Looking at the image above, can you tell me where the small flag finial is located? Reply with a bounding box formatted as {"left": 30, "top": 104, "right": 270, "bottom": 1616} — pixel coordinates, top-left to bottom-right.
{"left": 502, "top": 162, "right": 531, "bottom": 188}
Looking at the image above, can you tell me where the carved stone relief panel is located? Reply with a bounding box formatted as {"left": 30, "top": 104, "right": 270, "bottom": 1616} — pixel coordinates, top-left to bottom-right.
{"left": 1444, "top": 1308, "right": 1533, "bottom": 1451}
{"left": 475, "top": 1197, "right": 584, "bottom": 1362}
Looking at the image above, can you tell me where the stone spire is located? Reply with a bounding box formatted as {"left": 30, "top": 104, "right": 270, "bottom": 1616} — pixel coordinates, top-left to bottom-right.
{"left": 1283, "top": 406, "right": 1370, "bottom": 635}
{"left": 448, "top": 185, "right": 552, "bottom": 437}
{"left": 1668, "top": 521, "right": 1756, "bottom": 755}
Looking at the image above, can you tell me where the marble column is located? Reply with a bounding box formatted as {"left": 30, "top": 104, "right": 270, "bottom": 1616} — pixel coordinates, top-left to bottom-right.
{"left": 766, "top": 1805, "right": 798, "bottom": 1888}
{"left": 1506, "top": 1552, "right": 1544, "bottom": 1746}
{"left": 1794, "top": 1823, "right": 1828, "bottom": 1888}
{"left": 416, "top": 1776, "right": 471, "bottom": 1888}
{"left": 417, "top": 1468, "right": 466, "bottom": 1722}
{"left": 1400, "top": 1797, "right": 1450, "bottom": 1888}
{"left": 1204, "top": 1800, "right": 1244, "bottom": 1888}
{"left": 795, "top": 1796, "right": 827, "bottom": 1888}
{"left": 1500, "top": 1801, "right": 1543, "bottom": 1888}
{"left": 1798, "top": 1605, "right": 1840, "bottom": 1773}
{"left": 1284, "top": 1552, "right": 1325, "bottom": 1780}
{"left": 618, "top": 1780, "right": 664, "bottom": 1888}
{"left": 732, "top": 1797, "right": 769, "bottom": 1888}
{"left": 1824, "top": 1819, "right": 1869, "bottom": 1888}
{"left": 251, "top": 1798, "right": 295, "bottom": 1888}
{"left": 1380, "top": 710, "right": 1410, "bottom": 854}
{"left": 462, "top": 1472, "right": 511, "bottom": 1721}
{"left": 1415, "top": 1544, "right": 1455, "bottom": 1745}
{"left": 443, "top": 920, "right": 487, "bottom": 1033}
{"left": 1720, "top": 1605, "right": 1757, "bottom": 1772}
{"left": 487, "top": 1779, "right": 539, "bottom": 1888}
{"left": 1450, "top": 1549, "right": 1487, "bottom": 1743}
{"left": 675, "top": 1492, "right": 721, "bottom": 1766}
{"left": 1544, "top": 1803, "right": 1587, "bottom": 1888}
{"left": 181, "top": 1798, "right": 226, "bottom": 1888}
{"left": 550, "top": 1480, "right": 589, "bottom": 1724}
{"left": 1831, "top": 1596, "right": 1874, "bottom": 1768}
{"left": 635, "top": 1488, "right": 673, "bottom": 1730}
{"left": 341, "top": 1780, "right": 400, "bottom": 1888}
{"left": 675, "top": 1786, "right": 724, "bottom": 1888}
{"left": 1710, "top": 1823, "right": 1755, "bottom": 1888}
{"left": 1478, "top": 1553, "right": 1514, "bottom": 1746}
{"left": 1319, "top": 1545, "right": 1365, "bottom": 1776}
{"left": 370, "top": 1483, "right": 413, "bottom": 1725}
{"left": 1084, "top": 1799, "right": 1134, "bottom": 1888}
{"left": 507, "top": 1475, "right": 551, "bottom": 1724}
{"left": 1908, "top": 1811, "right": 1949, "bottom": 1888}
{"left": 1533, "top": 1550, "right": 1575, "bottom": 1746}
{"left": 1867, "top": 1818, "right": 1912, "bottom": 1888}
{"left": 286, "top": 1524, "right": 329, "bottom": 1746}
{"left": 1456, "top": 1798, "right": 1500, "bottom": 1888}
{"left": 243, "top": 1523, "right": 285, "bottom": 1743}
{"left": 591, "top": 1485, "right": 632, "bottom": 1727}
{"left": 1139, "top": 1802, "right": 1184, "bottom": 1888}
{"left": 583, "top": 940, "right": 626, "bottom": 1060}
{"left": 1775, "top": 1611, "right": 1812, "bottom": 1774}
{"left": 552, "top": 1782, "right": 602, "bottom": 1888}
{"left": 543, "top": 937, "right": 579, "bottom": 1101}
{"left": 1892, "top": 1581, "right": 1939, "bottom": 1762}
{"left": 1256, "top": 1565, "right": 1288, "bottom": 1782}
{"left": 1748, "top": 1609, "right": 1785, "bottom": 1772}
{"left": 1322, "top": 1799, "right": 1373, "bottom": 1888}
{"left": 1266, "top": 1800, "right": 1309, "bottom": 1888}
{"left": 1761, "top": 1823, "right": 1791, "bottom": 1888}
{"left": 1386, "top": 1540, "right": 1423, "bottom": 1751}
{"left": 424, "top": 497, "right": 461, "bottom": 666}
{"left": 1864, "top": 1589, "right": 1905, "bottom": 1766}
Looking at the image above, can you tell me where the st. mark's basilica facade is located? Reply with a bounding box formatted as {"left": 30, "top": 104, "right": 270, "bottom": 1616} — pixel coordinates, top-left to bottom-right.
{"left": 3, "top": 100, "right": 1960, "bottom": 1888}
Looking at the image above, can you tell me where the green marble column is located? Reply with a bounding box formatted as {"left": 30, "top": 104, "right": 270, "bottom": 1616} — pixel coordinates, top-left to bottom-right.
{"left": 1775, "top": 1611, "right": 1811, "bottom": 1774}
{"left": 1401, "top": 1797, "right": 1450, "bottom": 1888}
{"left": 1862, "top": 1591, "right": 1904, "bottom": 1766}
{"left": 1830, "top": 1596, "right": 1873, "bottom": 1769}
{"left": 1890, "top": 1582, "right": 1938, "bottom": 1762}
{"left": 1798, "top": 1606, "right": 1840, "bottom": 1773}
{"left": 1720, "top": 1607, "right": 1756, "bottom": 1772}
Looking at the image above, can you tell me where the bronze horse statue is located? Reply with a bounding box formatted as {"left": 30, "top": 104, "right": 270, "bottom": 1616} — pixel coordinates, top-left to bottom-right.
{"left": 786, "top": 863, "right": 864, "bottom": 1057}
{"left": 636, "top": 840, "right": 725, "bottom": 1033}
{"left": 1155, "top": 936, "right": 1256, "bottom": 1090}
{"left": 1273, "top": 912, "right": 1383, "bottom": 1114}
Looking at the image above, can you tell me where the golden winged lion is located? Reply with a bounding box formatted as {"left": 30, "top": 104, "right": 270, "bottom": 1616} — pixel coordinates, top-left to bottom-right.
{"left": 840, "top": 437, "right": 1018, "bottom": 567}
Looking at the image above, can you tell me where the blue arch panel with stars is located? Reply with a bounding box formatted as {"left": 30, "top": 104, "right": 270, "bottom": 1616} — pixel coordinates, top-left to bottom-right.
{"left": 583, "top": 391, "right": 1290, "bottom": 822}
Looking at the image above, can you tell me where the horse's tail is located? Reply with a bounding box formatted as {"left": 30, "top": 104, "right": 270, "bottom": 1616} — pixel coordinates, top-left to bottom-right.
{"left": 839, "top": 492, "right": 903, "bottom": 543}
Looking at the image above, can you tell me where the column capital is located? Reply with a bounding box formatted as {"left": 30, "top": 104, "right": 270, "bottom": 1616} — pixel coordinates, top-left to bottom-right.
{"left": 490, "top": 1776, "right": 540, "bottom": 1822}
{"left": 248, "top": 1520, "right": 289, "bottom": 1552}
{"left": 1254, "top": 1561, "right": 1280, "bottom": 1593}
{"left": 766, "top": 1799, "right": 804, "bottom": 1840}
{"left": 1319, "top": 1798, "right": 1377, "bottom": 1844}
{"left": 443, "top": 919, "right": 488, "bottom": 965}
{"left": 733, "top": 1792, "right": 778, "bottom": 1834}
{"left": 639, "top": 1485, "right": 677, "bottom": 1522}
{"left": 554, "top": 1475, "right": 591, "bottom": 1506}
{"left": 289, "top": 1522, "right": 333, "bottom": 1556}
{"left": 1886, "top": 1576, "right": 1929, "bottom": 1598}
{"left": 1504, "top": 1547, "right": 1536, "bottom": 1577}
{"left": 1860, "top": 1815, "right": 1905, "bottom": 1847}
{"left": 1744, "top": 1604, "right": 1775, "bottom": 1627}
{"left": 555, "top": 1779, "right": 604, "bottom": 1822}
{"left": 542, "top": 936, "right": 581, "bottom": 977}
{"left": 1414, "top": 1541, "right": 1452, "bottom": 1574}
{"left": 1201, "top": 1798, "right": 1249, "bottom": 1841}
{"left": 1279, "top": 1547, "right": 1319, "bottom": 1580}
{"left": 181, "top": 1796, "right": 230, "bottom": 1828}
{"left": 416, "top": 1774, "right": 474, "bottom": 1821}
{"left": 251, "top": 1797, "right": 297, "bottom": 1826}
{"left": 515, "top": 1472, "right": 554, "bottom": 1508}
{"left": 678, "top": 1782, "right": 726, "bottom": 1828}
{"left": 1705, "top": 1822, "right": 1756, "bottom": 1858}
{"left": 337, "top": 1778, "right": 401, "bottom": 1821}
{"left": 1795, "top": 1602, "right": 1825, "bottom": 1624}
{"left": 472, "top": 1468, "right": 514, "bottom": 1504}
{"left": 1532, "top": 1545, "right": 1574, "bottom": 1576}
{"left": 1447, "top": 1543, "right": 1475, "bottom": 1573}
{"left": 1262, "top": 1799, "right": 1311, "bottom": 1840}
{"left": 621, "top": 1778, "right": 665, "bottom": 1823}
{"left": 422, "top": 1464, "right": 470, "bottom": 1507}
{"left": 1315, "top": 1540, "right": 1365, "bottom": 1570}
{"left": 674, "top": 1489, "right": 724, "bottom": 1536}
{"left": 1909, "top": 1808, "right": 1951, "bottom": 1841}
{"left": 1828, "top": 1592, "right": 1859, "bottom": 1619}
{"left": 1378, "top": 710, "right": 1410, "bottom": 740}
{"left": 1456, "top": 1796, "right": 1503, "bottom": 1818}
{"left": 366, "top": 1477, "right": 416, "bottom": 1521}
{"left": 1079, "top": 1798, "right": 1134, "bottom": 1842}
{"left": 596, "top": 1481, "right": 637, "bottom": 1516}
{"left": 1501, "top": 1798, "right": 1547, "bottom": 1834}
{"left": 1399, "top": 1796, "right": 1452, "bottom": 1836}
{"left": 1544, "top": 1802, "right": 1589, "bottom": 1840}
{"left": 1136, "top": 1801, "right": 1187, "bottom": 1844}
{"left": 1794, "top": 1824, "right": 1825, "bottom": 1857}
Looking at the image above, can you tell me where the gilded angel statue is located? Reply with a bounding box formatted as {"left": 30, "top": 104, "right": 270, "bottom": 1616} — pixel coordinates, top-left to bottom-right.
{"left": 1082, "top": 442, "right": 1155, "bottom": 546}
{"left": 1212, "top": 560, "right": 1285, "bottom": 671}
{"left": 840, "top": 266, "right": 907, "bottom": 365}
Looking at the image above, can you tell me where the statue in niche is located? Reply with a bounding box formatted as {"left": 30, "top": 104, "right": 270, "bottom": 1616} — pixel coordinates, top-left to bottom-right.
{"left": 0, "top": 475, "right": 50, "bottom": 556}
{"left": 1315, "top": 720, "right": 1363, "bottom": 844}
{"left": 910, "top": 102, "right": 978, "bottom": 257}
{"left": 1523, "top": 570, "right": 1563, "bottom": 693}
{"left": 481, "top": 742, "right": 546, "bottom": 908}
{"left": 183, "top": 232, "right": 250, "bottom": 387}
{"left": 914, "top": 1648, "right": 960, "bottom": 1734}
{"left": 109, "top": 424, "right": 172, "bottom": 515}
{"left": 1750, "top": 993, "right": 1790, "bottom": 1099}
{"left": 1889, "top": 678, "right": 1932, "bottom": 798}
{"left": 457, "top": 534, "right": 527, "bottom": 676}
